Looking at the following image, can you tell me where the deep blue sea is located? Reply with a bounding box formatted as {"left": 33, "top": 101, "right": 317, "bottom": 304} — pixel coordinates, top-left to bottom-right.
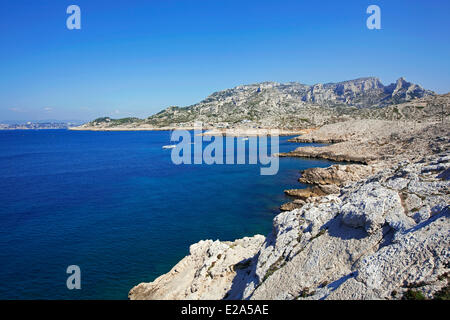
{"left": 0, "top": 130, "right": 335, "bottom": 299}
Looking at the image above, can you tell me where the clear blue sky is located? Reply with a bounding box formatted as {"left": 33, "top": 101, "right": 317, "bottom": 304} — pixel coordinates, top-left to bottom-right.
{"left": 1, "top": 0, "right": 449, "bottom": 121}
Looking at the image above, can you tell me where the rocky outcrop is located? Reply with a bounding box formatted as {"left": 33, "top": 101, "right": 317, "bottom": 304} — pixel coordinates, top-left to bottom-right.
{"left": 280, "top": 200, "right": 306, "bottom": 212}
{"left": 128, "top": 235, "right": 265, "bottom": 300}
{"left": 240, "top": 152, "right": 449, "bottom": 300}
{"left": 284, "top": 184, "right": 340, "bottom": 200}
{"left": 283, "top": 120, "right": 450, "bottom": 164}
{"left": 281, "top": 164, "right": 377, "bottom": 211}
{"left": 298, "top": 164, "right": 378, "bottom": 186}
{"left": 384, "top": 77, "right": 431, "bottom": 102}
{"left": 284, "top": 188, "right": 323, "bottom": 200}
{"left": 301, "top": 77, "right": 433, "bottom": 107}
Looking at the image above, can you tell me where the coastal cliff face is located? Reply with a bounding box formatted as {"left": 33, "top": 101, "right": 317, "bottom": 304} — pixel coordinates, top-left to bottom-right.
{"left": 75, "top": 77, "right": 438, "bottom": 131}
{"left": 129, "top": 121, "right": 449, "bottom": 300}
{"left": 129, "top": 236, "right": 265, "bottom": 300}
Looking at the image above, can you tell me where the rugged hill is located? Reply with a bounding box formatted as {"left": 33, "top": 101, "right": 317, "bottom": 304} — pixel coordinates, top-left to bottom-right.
{"left": 77, "top": 77, "right": 438, "bottom": 130}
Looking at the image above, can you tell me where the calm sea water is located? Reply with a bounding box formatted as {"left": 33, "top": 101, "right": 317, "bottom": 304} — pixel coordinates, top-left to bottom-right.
{"left": 0, "top": 130, "right": 335, "bottom": 299}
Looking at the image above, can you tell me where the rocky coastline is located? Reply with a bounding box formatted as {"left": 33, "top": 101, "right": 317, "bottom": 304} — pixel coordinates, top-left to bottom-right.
{"left": 129, "top": 117, "right": 449, "bottom": 300}
{"left": 69, "top": 125, "right": 199, "bottom": 132}
{"left": 69, "top": 125, "right": 309, "bottom": 136}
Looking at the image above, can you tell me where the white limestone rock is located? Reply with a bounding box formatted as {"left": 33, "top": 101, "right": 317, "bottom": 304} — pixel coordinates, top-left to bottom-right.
{"left": 340, "top": 182, "right": 414, "bottom": 234}
{"left": 128, "top": 235, "right": 265, "bottom": 300}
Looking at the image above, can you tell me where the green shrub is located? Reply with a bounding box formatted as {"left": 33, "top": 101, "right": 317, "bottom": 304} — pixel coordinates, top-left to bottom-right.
{"left": 433, "top": 285, "right": 450, "bottom": 300}
{"left": 297, "top": 288, "right": 315, "bottom": 299}
{"left": 262, "top": 256, "right": 284, "bottom": 282}
{"left": 402, "top": 289, "right": 426, "bottom": 300}
{"left": 310, "top": 229, "right": 326, "bottom": 241}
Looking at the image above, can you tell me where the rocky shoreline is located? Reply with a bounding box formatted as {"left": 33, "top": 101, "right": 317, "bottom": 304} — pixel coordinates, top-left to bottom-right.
{"left": 129, "top": 119, "right": 449, "bottom": 300}
{"left": 69, "top": 125, "right": 310, "bottom": 137}
{"left": 69, "top": 125, "right": 199, "bottom": 132}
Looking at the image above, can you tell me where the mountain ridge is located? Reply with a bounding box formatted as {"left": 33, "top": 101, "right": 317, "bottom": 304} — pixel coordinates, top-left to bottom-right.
{"left": 77, "top": 77, "right": 439, "bottom": 130}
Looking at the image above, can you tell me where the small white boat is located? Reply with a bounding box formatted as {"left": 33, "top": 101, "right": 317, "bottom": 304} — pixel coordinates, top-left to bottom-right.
{"left": 162, "top": 145, "right": 176, "bottom": 149}
{"left": 241, "top": 137, "right": 249, "bottom": 141}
